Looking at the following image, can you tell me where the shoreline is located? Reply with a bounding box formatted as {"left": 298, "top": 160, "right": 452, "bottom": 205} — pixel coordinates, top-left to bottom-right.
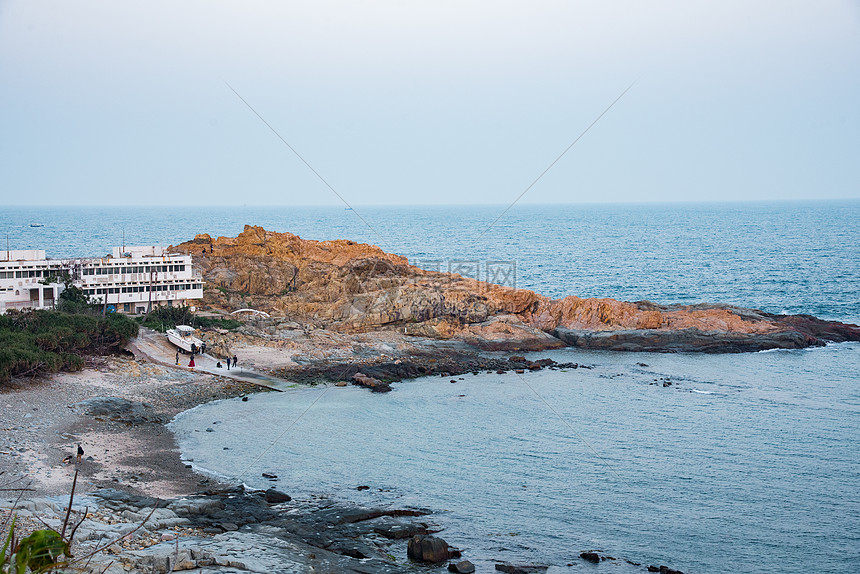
{"left": 2, "top": 339, "right": 681, "bottom": 573}
{"left": 0, "top": 356, "right": 262, "bottom": 500}
{"left": 0, "top": 357, "right": 451, "bottom": 573}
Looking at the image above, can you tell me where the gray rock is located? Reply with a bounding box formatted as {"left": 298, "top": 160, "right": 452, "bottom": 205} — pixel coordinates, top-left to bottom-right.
{"left": 264, "top": 488, "right": 292, "bottom": 504}
{"left": 449, "top": 559, "right": 476, "bottom": 573}
{"left": 494, "top": 564, "right": 548, "bottom": 573}
{"left": 71, "top": 397, "right": 163, "bottom": 424}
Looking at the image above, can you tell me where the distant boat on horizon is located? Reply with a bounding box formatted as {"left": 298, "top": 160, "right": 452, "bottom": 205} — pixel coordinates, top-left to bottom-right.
{"left": 30, "top": 223, "right": 44, "bottom": 227}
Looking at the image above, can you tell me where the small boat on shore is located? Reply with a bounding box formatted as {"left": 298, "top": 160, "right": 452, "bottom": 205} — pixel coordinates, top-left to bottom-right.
{"left": 167, "top": 325, "right": 204, "bottom": 353}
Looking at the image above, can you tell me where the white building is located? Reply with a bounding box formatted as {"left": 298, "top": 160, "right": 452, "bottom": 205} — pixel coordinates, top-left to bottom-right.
{"left": 0, "top": 250, "right": 62, "bottom": 313}
{"left": 0, "top": 246, "right": 203, "bottom": 315}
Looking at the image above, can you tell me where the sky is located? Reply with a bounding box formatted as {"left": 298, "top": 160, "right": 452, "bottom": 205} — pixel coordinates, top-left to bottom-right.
{"left": 1, "top": 0, "right": 859, "bottom": 206}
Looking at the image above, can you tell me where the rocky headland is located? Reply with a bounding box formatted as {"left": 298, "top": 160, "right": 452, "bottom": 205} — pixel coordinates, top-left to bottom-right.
{"left": 174, "top": 225, "right": 860, "bottom": 356}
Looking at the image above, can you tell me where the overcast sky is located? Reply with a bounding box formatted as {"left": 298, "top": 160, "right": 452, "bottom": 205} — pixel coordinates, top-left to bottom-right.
{"left": 1, "top": 1, "right": 858, "bottom": 206}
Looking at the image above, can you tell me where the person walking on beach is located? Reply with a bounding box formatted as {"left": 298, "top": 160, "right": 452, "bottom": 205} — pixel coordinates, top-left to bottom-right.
{"left": 189, "top": 355, "right": 195, "bottom": 369}
{"left": 232, "top": 355, "right": 238, "bottom": 369}
{"left": 175, "top": 351, "right": 179, "bottom": 366}
{"left": 226, "top": 356, "right": 230, "bottom": 370}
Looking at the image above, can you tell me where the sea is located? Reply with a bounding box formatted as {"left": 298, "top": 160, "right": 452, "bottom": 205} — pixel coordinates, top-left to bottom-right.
{"left": 5, "top": 201, "right": 860, "bottom": 573}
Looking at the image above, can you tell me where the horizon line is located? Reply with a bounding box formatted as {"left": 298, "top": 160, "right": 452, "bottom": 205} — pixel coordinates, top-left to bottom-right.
{"left": 5, "top": 197, "right": 860, "bottom": 209}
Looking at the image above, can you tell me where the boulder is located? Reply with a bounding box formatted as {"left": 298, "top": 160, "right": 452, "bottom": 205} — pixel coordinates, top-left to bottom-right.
{"left": 449, "top": 559, "right": 476, "bottom": 573}
{"left": 407, "top": 534, "right": 451, "bottom": 563}
{"left": 580, "top": 551, "right": 600, "bottom": 563}
{"left": 351, "top": 372, "right": 392, "bottom": 393}
{"left": 264, "top": 489, "right": 291, "bottom": 504}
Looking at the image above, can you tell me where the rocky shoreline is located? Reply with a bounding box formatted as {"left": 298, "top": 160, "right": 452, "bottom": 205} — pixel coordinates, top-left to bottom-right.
{"left": 8, "top": 484, "right": 440, "bottom": 574}
{"left": 277, "top": 349, "right": 587, "bottom": 391}
{"left": 2, "top": 344, "right": 693, "bottom": 573}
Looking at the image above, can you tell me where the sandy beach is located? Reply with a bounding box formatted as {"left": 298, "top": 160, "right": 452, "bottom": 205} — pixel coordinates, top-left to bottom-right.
{"left": 0, "top": 355, "right": 261, "bottom": 500}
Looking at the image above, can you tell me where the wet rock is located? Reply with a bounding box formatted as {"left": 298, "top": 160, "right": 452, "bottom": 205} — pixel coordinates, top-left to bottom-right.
{"left": 552, "top": 325, "right": 831, "bottom": 353}
{"left": 351, "top": 372, "right": 393, "bottom": 393}
{"left": 264, "top": 488, "right": 291, "bottom": 504}
{"left": 495, "top": 563, "right": 549, "bottom": 573}
{"left": 372, "top": 518, "right": 428, "bottom": 539}
{"left": 449, "top": 559, "right": 476, "bottom": 573}
{"left": 408, "top": 534, "right": 452, "bottom": 563}
{"left": 580, "top": 551, "right": 600, "bottom": 563}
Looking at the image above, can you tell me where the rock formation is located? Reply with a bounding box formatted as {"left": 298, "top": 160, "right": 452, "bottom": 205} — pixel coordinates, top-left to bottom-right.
{"left": 172, "top": 226, "right": 860, "bottom": 352}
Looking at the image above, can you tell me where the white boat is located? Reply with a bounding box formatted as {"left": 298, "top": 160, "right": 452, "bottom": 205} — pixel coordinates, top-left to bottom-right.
{"left": 166, "top": 325, "right": 204, "bottom": 353}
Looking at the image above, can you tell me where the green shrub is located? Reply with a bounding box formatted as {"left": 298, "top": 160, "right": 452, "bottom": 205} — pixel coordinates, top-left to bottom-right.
{"left": 0, "top": 310, "right": 139, "bottom": 384}
{"left": 140, "top": 306, "right": 241, "bottom": 332}
{"left": 196, "top": 316, "right": 242, "bottom": 331}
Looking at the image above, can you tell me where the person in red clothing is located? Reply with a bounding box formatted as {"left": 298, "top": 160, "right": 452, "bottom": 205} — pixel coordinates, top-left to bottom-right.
{"left": 189, "top": 356, "right": 195, "bottom": 368}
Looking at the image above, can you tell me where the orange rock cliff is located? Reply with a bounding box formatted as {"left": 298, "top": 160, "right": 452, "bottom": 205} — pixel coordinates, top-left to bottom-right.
{"left": 172, "top": 226, "right": 860, "bottom": 352}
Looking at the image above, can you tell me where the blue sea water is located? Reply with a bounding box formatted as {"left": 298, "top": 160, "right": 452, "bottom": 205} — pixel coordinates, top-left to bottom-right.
{"left": 5, "top": 201, "right": 860, "bottom": 572}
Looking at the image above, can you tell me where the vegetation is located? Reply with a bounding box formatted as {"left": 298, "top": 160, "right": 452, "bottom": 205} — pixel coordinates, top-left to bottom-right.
{"left": 0, "top": 310, "right": 138, "bottom": 384}
{"left": 1, "top": 470, "right": 157, "bottom": 573}
{"left": 39, "top": 272, "right": 98, "bottom": 315}
{"left": 139, "top": 305, "right": 241, "bottom": 332}
{"left": 1, "top": 521, "right": 68, "bottom": 574}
